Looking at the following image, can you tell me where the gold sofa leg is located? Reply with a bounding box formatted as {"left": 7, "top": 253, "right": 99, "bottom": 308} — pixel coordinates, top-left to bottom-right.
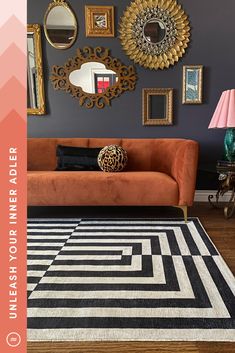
{"left": 174, "top": 206, "right": 188, "bottom": 223}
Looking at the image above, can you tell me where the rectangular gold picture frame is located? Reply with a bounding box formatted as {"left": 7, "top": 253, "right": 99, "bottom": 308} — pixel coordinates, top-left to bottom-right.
{"left": 182, "top": 65, "right": 203, "bottom": 104}
{"left": 142, "top": 88, "right": 173, "bottom": 126}
{"left": 85, "top": 6, "right": 115, "bottom": 37}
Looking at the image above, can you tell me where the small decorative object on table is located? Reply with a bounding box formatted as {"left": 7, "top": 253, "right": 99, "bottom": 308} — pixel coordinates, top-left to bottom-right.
{"left": 85, "top": 6, "right": 114, "bottom": 37}
{"left": 209, "top": 89, "right": 235, "bottom": 162}
{"left": 208, "top": 160, "right": 235, "bottom": 219}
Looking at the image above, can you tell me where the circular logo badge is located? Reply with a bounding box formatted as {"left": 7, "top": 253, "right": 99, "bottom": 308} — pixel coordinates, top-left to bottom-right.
{"left": 6, "top": 332, "right": 21, "bottom": 347}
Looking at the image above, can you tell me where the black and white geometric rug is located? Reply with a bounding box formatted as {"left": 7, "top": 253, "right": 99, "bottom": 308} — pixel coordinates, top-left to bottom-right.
{"left": 27, "top": 218, "right": 235, "bottom": 341}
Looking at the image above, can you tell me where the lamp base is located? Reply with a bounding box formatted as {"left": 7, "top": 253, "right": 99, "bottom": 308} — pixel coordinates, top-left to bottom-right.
{"left": 224, "top": 128, "right": 235, "bottom": 162}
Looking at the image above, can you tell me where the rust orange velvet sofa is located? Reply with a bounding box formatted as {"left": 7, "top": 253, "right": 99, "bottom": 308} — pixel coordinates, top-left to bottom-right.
{"left": 27, "top": 138, "right": 199, "bottom": 220}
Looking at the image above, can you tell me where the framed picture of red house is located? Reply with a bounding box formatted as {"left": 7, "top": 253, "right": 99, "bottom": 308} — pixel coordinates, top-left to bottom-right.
{"left": 94, "top": 73, "right": 118, "bottom": 94}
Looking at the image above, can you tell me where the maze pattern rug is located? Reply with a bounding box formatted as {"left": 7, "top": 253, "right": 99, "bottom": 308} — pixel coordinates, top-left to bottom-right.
{"left": 27, "top": 218, "right": 235, "bottom": 341}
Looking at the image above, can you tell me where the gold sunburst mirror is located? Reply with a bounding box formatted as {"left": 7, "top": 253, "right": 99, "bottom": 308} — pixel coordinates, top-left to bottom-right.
{"left": 119, "top": 0, "right": 190, "bottom": 70}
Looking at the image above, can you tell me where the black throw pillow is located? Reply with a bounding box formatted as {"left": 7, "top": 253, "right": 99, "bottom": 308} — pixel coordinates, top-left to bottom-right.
{"left": 56, "top": 145, "right": 102, "bottom": 171}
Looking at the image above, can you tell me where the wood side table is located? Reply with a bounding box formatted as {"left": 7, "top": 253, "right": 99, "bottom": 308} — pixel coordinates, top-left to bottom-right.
{"left": 208, "top": 161, "right": 235, "bottom": 219}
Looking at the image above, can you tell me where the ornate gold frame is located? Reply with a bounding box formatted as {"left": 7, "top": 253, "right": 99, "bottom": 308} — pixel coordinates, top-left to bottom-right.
{"left": 182, "top": 65, "right": 203, "bottom": 104}
{"left": 85, "top": 6, "right": 114, "bottom": 37}
{"left": 50, "top": 47, "right": 137, "bottom": 109}
{"left": 44, "top": 0, "right": 78, "bottom": 50}
{"left": 142, "top": 88, "right": 173, "bottom": 125}
{"left": 27, "top": 24, "right": 45, "bottom": 115}
{"left": 119, "top": 0, "right": 190, "bottom": 70}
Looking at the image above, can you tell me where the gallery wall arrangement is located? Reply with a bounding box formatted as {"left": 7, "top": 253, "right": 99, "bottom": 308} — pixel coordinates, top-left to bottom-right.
{"left": 27, "top": 0, "right": 235, "bottom": 189}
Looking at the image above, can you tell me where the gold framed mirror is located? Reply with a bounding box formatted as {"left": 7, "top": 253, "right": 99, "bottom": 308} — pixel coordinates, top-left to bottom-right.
{"left": 27, "top": 24, "right": 45, "bottom": 115}
{"left": 119, "top": 0, "right": 190, "bottom": 70}
{"left": 44, "top": 0, "right": 78, "bottom": 50}
{"left": 50, "top": 46, "right": 137, "bottom": 109}
{"left": 142, "top": 88, "right": 173, "bottom": 125}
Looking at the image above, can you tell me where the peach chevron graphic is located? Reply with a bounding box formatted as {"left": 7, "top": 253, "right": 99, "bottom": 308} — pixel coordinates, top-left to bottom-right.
{"left": 0, "top": 77, "right": 25, "bottom": 121}
{"left": 0, "top": 109, "right": 26, "bottom": 133}
{"left": 0, "top": 11, "right": 26, "bottom": 123}
{"left": 0, "top": 44, "right": 26, "bottom": 88}
{"left": 0, "top": 1, "right": 26, "bottom": 26}
{"left": 0, "top": 16, "right": 26, "bottom": 55}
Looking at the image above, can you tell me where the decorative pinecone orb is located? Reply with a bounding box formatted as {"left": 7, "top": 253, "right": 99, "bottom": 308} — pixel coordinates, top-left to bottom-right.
{"left": 98, "top": 145, "right": 128, "bottom": 172}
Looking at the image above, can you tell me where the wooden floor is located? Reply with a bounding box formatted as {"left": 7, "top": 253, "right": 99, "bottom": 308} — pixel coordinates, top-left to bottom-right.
{"left": 27, "top": 203, "right": 235, "bottom": 353}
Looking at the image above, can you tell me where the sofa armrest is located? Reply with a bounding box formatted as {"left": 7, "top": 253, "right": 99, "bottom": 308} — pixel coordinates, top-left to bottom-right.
{"left": 171, "top": 140, "right": 199, "bottom": 206}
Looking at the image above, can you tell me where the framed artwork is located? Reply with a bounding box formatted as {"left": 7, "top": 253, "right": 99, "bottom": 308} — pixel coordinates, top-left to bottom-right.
{"left": 142, "top": 88, "right": 173, "bottom": 126}
{"left": 182, "top": 65, "right": 203, "bottom": 104}
{"left": 94, "top": 74, "right": 118, "bottom": 94}
{"left": 85, "top": 6, "right": 115, "bottom": 37}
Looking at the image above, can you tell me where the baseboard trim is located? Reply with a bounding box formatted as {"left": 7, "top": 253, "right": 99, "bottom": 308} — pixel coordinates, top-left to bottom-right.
{"left": 194, "top": 190, "right": 232, "bottom": 202}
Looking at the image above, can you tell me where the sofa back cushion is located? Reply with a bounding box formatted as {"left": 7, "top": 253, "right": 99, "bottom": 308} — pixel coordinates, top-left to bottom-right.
{"left": 28, "top": 138, "right": 123, "bottom": 171}
{"left": 27, "top": 137, "right": 186, "bottom": 173}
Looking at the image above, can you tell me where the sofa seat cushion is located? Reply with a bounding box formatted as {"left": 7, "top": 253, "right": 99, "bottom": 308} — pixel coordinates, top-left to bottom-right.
{"left": 27, "top": 171, "right": 179, "bottom": 206}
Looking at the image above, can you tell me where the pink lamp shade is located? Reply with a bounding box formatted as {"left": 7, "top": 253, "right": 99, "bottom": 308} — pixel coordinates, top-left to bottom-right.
{"left": 208, "top": 89, "right": 235, "bottom": 128}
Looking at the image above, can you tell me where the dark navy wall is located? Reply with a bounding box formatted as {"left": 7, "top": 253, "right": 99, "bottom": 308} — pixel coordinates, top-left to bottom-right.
{"left": 27, "top": 0, "right": 235, "bottom": 189}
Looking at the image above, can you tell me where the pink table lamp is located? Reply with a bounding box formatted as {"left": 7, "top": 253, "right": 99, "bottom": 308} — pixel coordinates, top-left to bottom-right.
{"left": 208, "top": 89, "right": 235, "bottom": 162}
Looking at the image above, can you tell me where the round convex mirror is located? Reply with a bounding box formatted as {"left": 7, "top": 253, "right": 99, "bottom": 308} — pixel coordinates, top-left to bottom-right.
{"left": 44, "top": 0, "right": 77, "bottom": 49}
{"left": 143, "top": 19, "right": 166, "bottom": 44}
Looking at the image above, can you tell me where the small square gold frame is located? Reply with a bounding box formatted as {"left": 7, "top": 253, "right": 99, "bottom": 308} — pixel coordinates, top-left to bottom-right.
{"left": 142, "top": 88, "right": 173, "bottom": 126}
{"left": 182, "top": 65, "right": 203, "bottom": 104}
{"left": 85, "top": 6, "right": 115, "bottom": 37}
